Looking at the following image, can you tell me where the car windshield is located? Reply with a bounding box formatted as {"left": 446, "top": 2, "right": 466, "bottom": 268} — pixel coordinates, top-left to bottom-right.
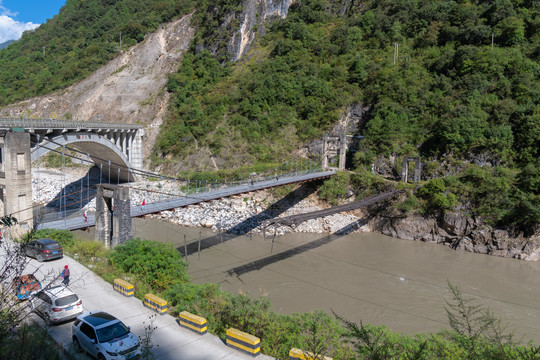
{"left": 96, "top": 322, "right": 130, "bottom": 343}
{"left": 45, "top": 244, "right": 60, "bottom": 250}
{"left": 55, "top": 294, "right": 78, "bottom": 306}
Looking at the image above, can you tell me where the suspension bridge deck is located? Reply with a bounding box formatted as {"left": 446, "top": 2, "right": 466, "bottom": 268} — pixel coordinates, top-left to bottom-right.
{"left": 37, "top": 170, "right": 336, "bottom": 231}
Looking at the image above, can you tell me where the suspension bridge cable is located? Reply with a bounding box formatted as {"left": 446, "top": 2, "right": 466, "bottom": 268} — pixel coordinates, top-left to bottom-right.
{"left": 8, "top": 184, "right": 99, "bottom": 217}
{"left": 33, "top": 135, "right": 320, "bottom": 183}
{"left": 16, "top": 193, "right": 98, "bottom": 226}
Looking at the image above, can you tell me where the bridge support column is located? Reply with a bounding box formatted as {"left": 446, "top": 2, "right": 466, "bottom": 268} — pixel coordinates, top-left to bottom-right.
{"left": 131, "top": 129, "right": 144, "bottom": 170}
{"left": 339, "top": 132, "right": 346, "bottom": 171}
{"left": 95, "top": 184, "right": 131, "bottom": 249}
{"left": 401, "top": 158, "right": 409, "bottom": 183}
{"left": 401, "top": 157, "right": 422, "bottom": 183}
{"left": 0, "top": 131, "right": 33, "bottom": 236}
{"left": 121, "top": 132, "right": 127, "bottom": 156}
{"left": 322, "top": 134, "right": 328, "bottom": 170}
{"left": 322, "top": 133, "right": 346, "bottom": 171}
{"left": 414, "top": 158, "right": 422, "bottom": 183}
{"left": 127, "top": 132, "right": 134, "bottom": 163}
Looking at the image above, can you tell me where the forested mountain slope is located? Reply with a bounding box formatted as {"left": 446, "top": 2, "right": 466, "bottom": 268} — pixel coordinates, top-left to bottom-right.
{"left": 0, "top": 40, "right": 14, "bottom": 50}
{"left": 157, "top": 0, "right": 539, "bottom": 235}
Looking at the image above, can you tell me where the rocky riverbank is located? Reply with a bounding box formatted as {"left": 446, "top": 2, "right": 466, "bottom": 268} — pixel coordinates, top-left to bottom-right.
{"left": 32, "top": 167, "right": 540, "bottom": 261}
{"left": 369, "top": 210, "right": 540, "bottom": 261}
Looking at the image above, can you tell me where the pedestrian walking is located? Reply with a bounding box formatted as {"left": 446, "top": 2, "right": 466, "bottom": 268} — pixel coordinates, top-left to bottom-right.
{"left": 61, "top": 265, "right": 70, "bottom": 286}
{"left": 83, "top": 210, "right": 88, "bottom": 223}
{"left": 142, "top": 199, "right": 146, "bottom": 206}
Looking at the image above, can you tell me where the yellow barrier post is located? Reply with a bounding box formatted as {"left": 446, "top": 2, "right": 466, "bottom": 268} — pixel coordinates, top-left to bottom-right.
{"left": 113, "top": 279, "right": 134, "bottom": 297}
{"left": 178, "top": 311, "right": 207, "bottom": 334}
{"left": 289, "top": 348, "right": 333, "bottom": 360}
{"left": 226, "top": 328, "right": 260, "bottom": 357}
{"left": 143, "top": 294, "right": 167, "bottom": 315}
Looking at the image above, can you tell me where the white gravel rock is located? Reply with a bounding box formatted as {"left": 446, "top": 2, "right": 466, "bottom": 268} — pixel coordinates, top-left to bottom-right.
{"left": 32, "top": 166, "right": 365, "bottom": 237}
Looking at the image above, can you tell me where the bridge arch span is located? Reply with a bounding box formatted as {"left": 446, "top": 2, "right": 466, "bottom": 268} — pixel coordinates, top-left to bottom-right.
{"left": 31, "top": 132, "right": 136, "bottom": 182}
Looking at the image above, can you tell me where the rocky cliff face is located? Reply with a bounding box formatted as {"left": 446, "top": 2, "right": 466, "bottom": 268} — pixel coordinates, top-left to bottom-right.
{"left": 0, "top": 15, "right": 195, "bottom": 163}
{"left": 228, "top": 0, "right": 294, "bottom": 60}
{"left": 369, "top": 210, "right": 540, "bottom": 261}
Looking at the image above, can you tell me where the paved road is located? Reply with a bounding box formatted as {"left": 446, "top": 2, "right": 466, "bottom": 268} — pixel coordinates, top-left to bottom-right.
{"left": 24, "top": 254, "right": 274, "bottom": 360}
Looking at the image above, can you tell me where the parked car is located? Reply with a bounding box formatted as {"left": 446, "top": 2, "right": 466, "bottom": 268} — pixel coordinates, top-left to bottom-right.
{"left": 72, "top": 311, "right": 141, "bottom": 360}
{"left": 23, "top": 238, "right": 63, "bottom": 262}
{"left": 30, "top": 285, "right": 83, "bottom": 325}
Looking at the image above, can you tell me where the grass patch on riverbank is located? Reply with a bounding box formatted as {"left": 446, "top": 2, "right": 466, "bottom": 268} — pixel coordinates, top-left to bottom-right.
{"left": 36, "top": 230, "right": 539, "bottom": 359}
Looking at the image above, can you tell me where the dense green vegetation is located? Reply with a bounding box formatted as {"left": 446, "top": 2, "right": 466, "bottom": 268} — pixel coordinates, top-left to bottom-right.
{"left": 0, "top": 0, "right": 196, "bottom": 106}
{"left": 158, "top": 0, "right": 539, "bottom": 232}
{"left": 159, "top": 0, "right": 540, "bottom": 164}
{"left": 33, "top": 231, "right": 540, "bottom": 359}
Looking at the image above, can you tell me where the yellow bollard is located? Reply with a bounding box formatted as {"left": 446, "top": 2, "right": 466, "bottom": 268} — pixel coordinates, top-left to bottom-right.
{"left": 178, "top": 311, "right": 207, "bottom": 334}
{"left": 226, "top": 328, "right": 260, "bottom": 357}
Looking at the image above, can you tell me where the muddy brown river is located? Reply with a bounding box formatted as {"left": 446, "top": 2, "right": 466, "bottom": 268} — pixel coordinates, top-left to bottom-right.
{"left": 78, "top": 218, "right": 540, "bottom": 343}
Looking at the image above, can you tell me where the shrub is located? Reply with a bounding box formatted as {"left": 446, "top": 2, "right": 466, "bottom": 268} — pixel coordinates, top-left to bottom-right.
{"left": 350, "top": 169, "right": 389, "bottom": 196}
{"left": 163, "top": 282, "right": 226, "bottom": 324}
{"left": 70, "top": 239, "right": 107, "bottom": 261}
{"left": 318, "top": 171, "right": 350, "bottom": 205}
{"left": 109, "top": 239, "right": 189, "bottom": 291}
{"left": 397, "top": 192, "right": 421, "bottom": 214}
{"left": 417, "top": 178, "right": 457, "bottom": 214}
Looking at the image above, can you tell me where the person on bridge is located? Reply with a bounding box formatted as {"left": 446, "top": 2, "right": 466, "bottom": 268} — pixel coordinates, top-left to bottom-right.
{"left": 83, "top": 210, "right": 88, "bottom": 223}
{"left": 142, "top": 199, "right": 146, "bottom": 206}
{"left": 61, "top": 265, "right": 70, "bottom": 286}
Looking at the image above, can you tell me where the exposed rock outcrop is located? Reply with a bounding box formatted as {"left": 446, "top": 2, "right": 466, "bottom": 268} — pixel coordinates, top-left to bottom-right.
{"left": 228, "top": 0, "right": 294, "bottom": 60}
{"left": 369, "top": 210, "right": 540, "bottom": 260}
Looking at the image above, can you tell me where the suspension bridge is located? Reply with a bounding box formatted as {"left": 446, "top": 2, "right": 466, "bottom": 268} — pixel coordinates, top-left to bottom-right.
{"left": 1, "top": 120, "right": 402, "bottom": 247}
{"left": 35, "top": 164, "right": 336, "bottom": 231}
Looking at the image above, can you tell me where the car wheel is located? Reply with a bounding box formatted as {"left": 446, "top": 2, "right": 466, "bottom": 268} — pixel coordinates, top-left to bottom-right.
{"left": 44, "top": 314, "right": 53, "bottom": 326}
{"left": 97, "top": 354, "right": 106, "bottom": 360}
{"left": 73, "top": 337, "right": 81, "bottom": 353}
{"left": 37, "top": 254, "right": 44, "bottom": 262}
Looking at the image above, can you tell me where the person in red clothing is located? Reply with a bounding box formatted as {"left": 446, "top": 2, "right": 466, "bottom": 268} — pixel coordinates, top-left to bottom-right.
{"left": 61, "top": 265, "right": 70, "bottom": 286}
{"left": 142, "top": 199, "right": 146, "bottom": 206}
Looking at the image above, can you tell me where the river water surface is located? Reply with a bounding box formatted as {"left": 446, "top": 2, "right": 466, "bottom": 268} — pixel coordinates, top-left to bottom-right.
{"left": 80, "top": 218, "right": 540, "bottom": 343}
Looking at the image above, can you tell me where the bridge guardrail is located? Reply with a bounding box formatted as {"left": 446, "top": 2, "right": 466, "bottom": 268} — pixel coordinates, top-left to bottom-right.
{"left": 0, "top": 118, "right": 142, "bottom": 130}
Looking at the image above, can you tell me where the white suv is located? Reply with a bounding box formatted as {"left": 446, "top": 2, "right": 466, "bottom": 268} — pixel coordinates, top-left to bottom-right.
{"left": 30, "top": 285, "right": 83, "bottom": 325}
{"left": 72, "top": 311, "right": 141, "bottom": 360}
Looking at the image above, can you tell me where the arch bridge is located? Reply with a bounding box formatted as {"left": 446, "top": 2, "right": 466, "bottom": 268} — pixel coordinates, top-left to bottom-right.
{"left": 0, "top": 118, "right": 144, "bottom": 234}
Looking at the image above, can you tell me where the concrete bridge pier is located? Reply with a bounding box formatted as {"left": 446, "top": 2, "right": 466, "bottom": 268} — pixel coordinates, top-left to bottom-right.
{"left": 322, "top": 132, "right": 347, "bottom": 171}
{"left": 401, "top": 157, "right": 422, "bottom": 183}
{"left": 0, "top": 131, "right": 33, "bottom": 236}
{"left": 94, "top": 184, "right": 131, "bottom": 249}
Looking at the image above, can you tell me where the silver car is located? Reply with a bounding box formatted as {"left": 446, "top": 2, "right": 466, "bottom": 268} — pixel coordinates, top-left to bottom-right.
{"left": 30, "top": 285, "right": 83, "bottom": 325}
{"left": 72, "top": 311, "right": 141, "bottom": 360}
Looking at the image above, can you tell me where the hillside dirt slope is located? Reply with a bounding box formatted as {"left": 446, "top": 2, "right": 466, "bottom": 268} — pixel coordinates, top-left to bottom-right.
{"left": 0, "top": 15, "right": 195, "bottom": 162}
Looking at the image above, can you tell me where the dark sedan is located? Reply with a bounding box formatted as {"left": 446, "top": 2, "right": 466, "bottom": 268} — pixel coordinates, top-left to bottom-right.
{"left": 24, "top": 238, "right": 63, "bottom": 262}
